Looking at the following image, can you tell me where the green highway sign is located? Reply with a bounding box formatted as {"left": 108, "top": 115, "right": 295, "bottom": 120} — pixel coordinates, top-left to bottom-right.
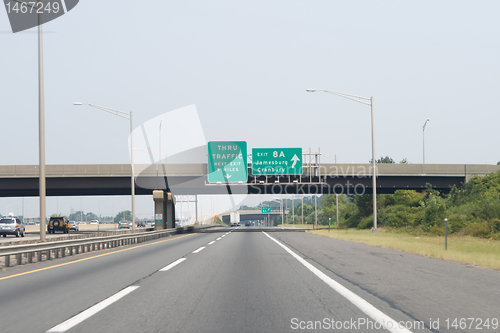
{"left": 252, "top": 148, "right": 303, "bottom": 175}
{"left": 261, "top": 207, "right": 271, "bottom": 214}
{"left": 208, "top": 141, "right": 248, "bottom": 183}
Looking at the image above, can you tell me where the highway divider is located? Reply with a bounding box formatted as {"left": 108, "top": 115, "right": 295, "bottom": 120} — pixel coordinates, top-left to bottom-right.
{"left": 0, "top": 225, "right": 218, "bottom": 268}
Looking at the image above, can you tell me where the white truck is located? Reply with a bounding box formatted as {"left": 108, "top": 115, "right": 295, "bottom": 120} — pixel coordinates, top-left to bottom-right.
{"left": 230, "top": 211, "right": 240, "bottom": 227}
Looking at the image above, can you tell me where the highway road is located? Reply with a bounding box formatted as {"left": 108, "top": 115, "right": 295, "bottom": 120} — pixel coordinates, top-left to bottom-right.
{"left": 0, "top": 227, "right": 498, "bottom": 333}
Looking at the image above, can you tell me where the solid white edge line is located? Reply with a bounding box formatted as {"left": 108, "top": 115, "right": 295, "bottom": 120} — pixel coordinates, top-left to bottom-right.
{"left": 46, "top": 286, "right": 139, "bottom": 333}
{"left": 208, "top": 241, "right": 215, "bottom": 245}
{"left": 192, "top": 246, "right": 206, "bottom": 254}
{"left": 159, "top": 258, "right": 186, "bottom": 272}
{"left": 262, "top": 232, "right": 413, "bottom": 333}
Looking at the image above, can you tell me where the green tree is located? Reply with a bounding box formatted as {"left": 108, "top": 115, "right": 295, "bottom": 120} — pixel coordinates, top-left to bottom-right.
{"left": 370, "top": 156, "right": 395, "bottom": 164}
{"left": 295, "top": 203, "right": 314, "bottom": 223}
{"left": 400, "top": 158, "right": 408, "bottom": 164}
{"left": 497, "top": 161, "right": 500, "bottom": 165}
{"left": 114, "top": 210, "right": 132, "bottom": 223}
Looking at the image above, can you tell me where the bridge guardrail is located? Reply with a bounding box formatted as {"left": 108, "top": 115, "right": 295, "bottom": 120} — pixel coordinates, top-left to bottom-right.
{"left": 0, "top": 225, "right": 219, "bottom": 269}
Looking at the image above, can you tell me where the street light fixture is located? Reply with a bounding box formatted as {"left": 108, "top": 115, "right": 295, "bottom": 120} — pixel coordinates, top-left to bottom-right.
{"left": 307, "top": 88, "right": 378, "bottom": 232}
{"left": 423, "top": 118, "right": 430, "bottom": 164}
{"left": 74, "top": 103, "right": 136, "bottom": 231}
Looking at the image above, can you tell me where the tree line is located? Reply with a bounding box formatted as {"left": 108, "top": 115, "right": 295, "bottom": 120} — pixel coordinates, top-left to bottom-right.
{"left": 304, "top": 173, "right": 500, "bottom": 240}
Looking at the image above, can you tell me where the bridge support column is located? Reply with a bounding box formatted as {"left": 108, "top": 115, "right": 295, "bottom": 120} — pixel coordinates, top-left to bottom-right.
{"left": 164, "top": 192, "right": 175, "bottom": 229}
{"left": 153, "top": 190, "right": 176, "bottom": 230}
{"left": 153, "top": 190, "right": 164, "bottom": 230}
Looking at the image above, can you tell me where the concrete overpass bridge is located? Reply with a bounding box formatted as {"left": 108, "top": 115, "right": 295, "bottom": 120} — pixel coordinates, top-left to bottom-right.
{"left": 0, "top": 163, "right": 498, "bottom": 198}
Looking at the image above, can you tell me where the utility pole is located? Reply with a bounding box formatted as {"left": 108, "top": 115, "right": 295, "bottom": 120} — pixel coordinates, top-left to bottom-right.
{"left": 314, "top": 195, "right": 317, "bottom": 229}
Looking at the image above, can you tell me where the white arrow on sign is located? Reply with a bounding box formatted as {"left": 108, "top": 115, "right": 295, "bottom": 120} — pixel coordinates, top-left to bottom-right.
{"left": 224, "top": 174, "right": 232, "bottom": 179}
{"left": 291, "top": 154, "right": 300, "bottom": 168}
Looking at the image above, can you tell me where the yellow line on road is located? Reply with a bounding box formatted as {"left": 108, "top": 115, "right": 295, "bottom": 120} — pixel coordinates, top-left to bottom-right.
{"left": 0, "top": 234, "right": 193, "bottom": 281}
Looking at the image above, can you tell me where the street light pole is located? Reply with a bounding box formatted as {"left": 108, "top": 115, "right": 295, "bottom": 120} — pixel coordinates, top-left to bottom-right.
{"left": 282, "top": 200, "right": 284, "bottom": 226}
{"left": 307, "top": 89, "right": 378, "bottom": 232}
{"left": 38, "top": 6, "right": 46, "bottom": 242}
{"left": 158, "top": 119, "right": 163, "bottom": 176}
{"left": 302, "top": 195, "right": 304, "bottom": 225}
{"left": 74, "top": 103, "right": 136, "bottom": 231}
{"left": 314, "top": 195, "right": 317, "bottom": 230}
{"left": 423, "top": 118, "right": 430, "bottom": 164}
{"left": 370, "top": 97, "right": 377, "bottom": 232}
{"left": 273, "top": 197, "right": 284, "bottom": 227}
{"left": 130, "top": 111, "right": 135, "bottom": 230}
{"left": 14, "top": 0, "right": 46, "bottom": 242}
{"left": 336, "top": 193, "right": 339, "bottom": 227}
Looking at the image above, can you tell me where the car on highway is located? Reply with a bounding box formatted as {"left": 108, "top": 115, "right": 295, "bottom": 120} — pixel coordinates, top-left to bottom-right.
{"left": 69, "top": 221, "right": 79, "bottom": 231}
{"left": 137, "top": 221, "right": 146, "bottom": 227}
{"left": 245, "top": 222, "right": 251, "bottom": 226}
{"left": 119, "top": 221, "right": 131, "bottom": 229}
{"left": 90, "top": 220, "right": 99, "bottom": 225}
{"left": 0, "top": 217, "right": 25, "bottom": 237}
{"left": 47, "top": 216, "right": 70, "bottom": 234}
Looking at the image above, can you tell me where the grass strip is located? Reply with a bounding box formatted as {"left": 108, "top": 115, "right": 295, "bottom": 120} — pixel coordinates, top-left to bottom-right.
{"left": 308, "top": 229, "right": 500, "bottom": 270}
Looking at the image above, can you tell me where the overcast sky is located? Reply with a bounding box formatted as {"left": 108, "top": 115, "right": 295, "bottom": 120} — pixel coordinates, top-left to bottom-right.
{"left": 1, "top": 1, "right": 499, "bottom": 217}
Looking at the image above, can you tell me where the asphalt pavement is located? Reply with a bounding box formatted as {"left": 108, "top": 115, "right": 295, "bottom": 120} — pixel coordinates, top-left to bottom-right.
{"left": 0, "top": 228, "right": 498, "bottom": 333}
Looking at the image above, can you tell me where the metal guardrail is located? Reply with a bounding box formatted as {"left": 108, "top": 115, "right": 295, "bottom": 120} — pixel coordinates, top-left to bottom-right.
{"left": 0, "top": 227, "right": 213, "bottom": 268}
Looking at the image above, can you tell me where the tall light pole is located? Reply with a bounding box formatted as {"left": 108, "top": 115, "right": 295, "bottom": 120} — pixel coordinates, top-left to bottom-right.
{"left": 273, "top": 198, "right": 284, "bottom": 227}
{"left": 14, "top": 0, "right": 47, "bottom": 241}
{"left": 158, "top": 119, "right": 163, "bottom": 176}
{"left": 99, "top": 198, "right": 111, "bottom": 231}
{"left": 74, "top": 103, "right": 136, "bottom": 231}
{"left": 307, "top": 88, "right": 378, "bottom": 232}
{"left": 314, "top": 195, "right": 317, "bottom": 230}
{"left": 423, "top": 118, "right": 430, "bottom": 164}
{"left": 302, "top": 195, "right": 304, "bottom": 225}
{"left": 336, "top": 193, "right": 339, "bottom": 227}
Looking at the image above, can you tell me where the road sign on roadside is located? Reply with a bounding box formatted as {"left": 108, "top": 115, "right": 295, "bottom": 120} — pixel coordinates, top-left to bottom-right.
{"left": 252, "top": 148, "right": 303, "bottom": 175}
{"left": 261, "top": 207, "right": 271, "bottom": 214}
{"left": 208, "top": 141, "right": 248, "bottom": 183}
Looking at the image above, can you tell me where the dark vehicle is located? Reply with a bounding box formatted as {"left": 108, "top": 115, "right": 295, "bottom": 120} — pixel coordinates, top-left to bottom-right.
{"left": 245, "top": 222, "right": 251, "bottom": 226}
{"left": 0, "top": 217, "right": 25, "bottom": 237}
{"left": 48, "top": 217, "right": 70, "bottom": 234}
{"left": 137, "top": 221, "right": 146, "bottom": 227}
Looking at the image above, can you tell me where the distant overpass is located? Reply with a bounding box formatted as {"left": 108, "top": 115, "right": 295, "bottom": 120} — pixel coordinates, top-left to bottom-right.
{"left": 0, "top": 163, "right": 498, "bottom": 197}
{"left": 218, "top": 209, "right": 288, "bottom": 224}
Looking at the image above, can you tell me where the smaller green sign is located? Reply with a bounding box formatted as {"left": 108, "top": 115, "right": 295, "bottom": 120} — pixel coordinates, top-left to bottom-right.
{"left": 261, "top": 207, "right": 271, "bottom": 214}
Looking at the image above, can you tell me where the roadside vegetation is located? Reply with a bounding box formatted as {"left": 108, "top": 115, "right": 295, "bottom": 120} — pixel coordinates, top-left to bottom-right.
{"left": 293, "top": 158, "right": 500, "bottom": 241}
{"left": 308, "top": 229, "right": 500, "bottom": 270}
{"left": 214, "top": 216, "right": 227, "bottom": 226}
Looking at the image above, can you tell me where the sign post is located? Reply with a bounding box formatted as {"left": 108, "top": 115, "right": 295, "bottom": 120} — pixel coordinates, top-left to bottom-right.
{"left": 208, "top": 141, "right": 247, "bottom": 183}
{"left": 252, "top": 148, "right": 302, "bottom": 175}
